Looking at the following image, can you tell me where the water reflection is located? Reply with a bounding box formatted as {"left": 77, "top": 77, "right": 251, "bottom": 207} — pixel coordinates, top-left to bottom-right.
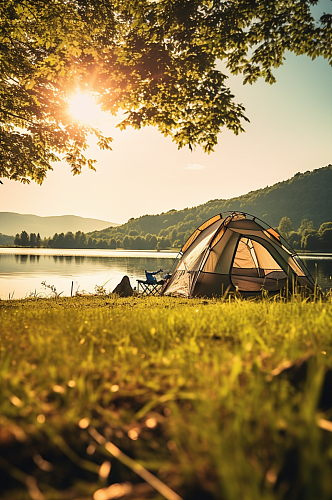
{"left": 0, "top": 249, "right": 177, "bottom": 299}
{"left": 1, "top": 248, "right": 332, "bottom": 299}
{"left": 301, "top": 256, "right": 332, "bottom": 290}
{"left": 14, "top": 255, "right": 29, "bottom": 264}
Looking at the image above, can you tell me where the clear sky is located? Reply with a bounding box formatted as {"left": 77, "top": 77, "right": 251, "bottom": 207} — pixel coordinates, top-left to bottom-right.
{"left": 1, "top": 11, "right": 331, "bottom": 224}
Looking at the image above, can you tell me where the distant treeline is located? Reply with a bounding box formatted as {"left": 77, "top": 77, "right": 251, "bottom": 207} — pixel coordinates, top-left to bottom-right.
{"left": 13, "top": 230, "right": 172, "bottom": 250}
{"left": 278, "top": 217, "right": 332, "bottom": 251}
{"left": 14, "top": 231, "right": 41, "bottom": 247}
{"left": 12, "top": 217, "right": 332, "bottom": 252}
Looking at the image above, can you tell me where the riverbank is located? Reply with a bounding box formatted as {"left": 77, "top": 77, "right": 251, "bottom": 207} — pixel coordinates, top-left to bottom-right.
{"left": 2, "top": 246, "right": 332, "bottom": 300}
{"left": 1, "top": 295, "right": 332, "bottom": 499}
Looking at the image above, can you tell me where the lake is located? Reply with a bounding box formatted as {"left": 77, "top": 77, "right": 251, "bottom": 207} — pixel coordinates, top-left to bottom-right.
{"left": 0, "top": 248, "right": 332, "bottom": 299}
{"left": 0, "top": 248, "right": 177, "bottom": 299}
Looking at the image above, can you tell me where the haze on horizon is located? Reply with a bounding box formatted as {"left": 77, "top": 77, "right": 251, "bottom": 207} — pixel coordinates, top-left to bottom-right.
{"left": 1, "top": 29, "right": 331, "bottom": 225}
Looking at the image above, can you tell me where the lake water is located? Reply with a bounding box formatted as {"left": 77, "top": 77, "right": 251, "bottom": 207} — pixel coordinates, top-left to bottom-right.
{"left": 0, "top": 248, "right": 177, "bottom": 299}
{"left": 0, "top": 248, "right": 332, "bottom": 299}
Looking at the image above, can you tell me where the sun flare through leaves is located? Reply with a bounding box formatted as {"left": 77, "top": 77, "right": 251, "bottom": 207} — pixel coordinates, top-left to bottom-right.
{"left": 69, "top": 92, "right": 102, "bottom": 124}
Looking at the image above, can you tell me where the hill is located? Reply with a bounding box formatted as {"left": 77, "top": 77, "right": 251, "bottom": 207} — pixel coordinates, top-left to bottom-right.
{"left": 89, "top": 164, "right": 332, "bottom": 247}
{"left": 0, "top": 212, "right": 118, "bottom": 238}
{"left": 0, "top": 233, "right": 14, "bottom": 246}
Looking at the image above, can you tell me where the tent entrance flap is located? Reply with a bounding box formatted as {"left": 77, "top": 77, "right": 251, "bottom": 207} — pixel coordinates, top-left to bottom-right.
{"left": 231, "top": 238, "right": 287, "bottom": 292}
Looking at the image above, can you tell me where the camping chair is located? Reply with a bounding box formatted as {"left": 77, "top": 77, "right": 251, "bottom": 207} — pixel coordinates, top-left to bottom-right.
{"left": 136, "top": 269, "right": 164, "bottom": 296}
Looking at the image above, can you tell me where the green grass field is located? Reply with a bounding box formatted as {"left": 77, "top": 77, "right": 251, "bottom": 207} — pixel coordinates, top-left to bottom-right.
{"left": 1, "top": 294, "right": 332, "bottom": 500}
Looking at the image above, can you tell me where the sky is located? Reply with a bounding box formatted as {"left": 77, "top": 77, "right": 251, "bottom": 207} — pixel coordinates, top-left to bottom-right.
{"left": 1, "top": 6, "right": 331, "bottom": 224}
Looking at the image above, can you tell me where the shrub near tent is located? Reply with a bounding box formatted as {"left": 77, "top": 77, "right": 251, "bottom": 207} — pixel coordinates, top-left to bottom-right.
{"left": 162, "top": 212, "right": 314, "bottom": 298}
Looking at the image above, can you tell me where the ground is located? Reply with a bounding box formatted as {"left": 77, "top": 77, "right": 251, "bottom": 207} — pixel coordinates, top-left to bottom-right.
{"left": 1, "top": 294, "right": 332, "bottom": 499}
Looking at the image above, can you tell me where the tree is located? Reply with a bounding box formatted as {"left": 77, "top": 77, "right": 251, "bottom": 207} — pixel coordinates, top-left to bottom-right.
{"left": 298, "top": 219, "right": 315, "bottom": 235}
{"left": 157, "top": 236, "right": 169, "bottom": 249}
{"left": 321, "top": 227, "right": 332, "bottom": 250}
{"left": 123, "top": 235, "right": 130, "bottom": 249}
{"left": 64, "top": 232, "right": 75, "bottom": 248}
{"left": 288, "top": 231, "right": 301, "bottom": 249}
{"left": 278, "top": 217, "right": 294, "bottom": 239}
{"left": 29, "top": 232, "right": 37, "bottom": 247}
{"left": 1, "top": 0, "right": 331, "bottom": 184}
{"left": 149, "top": 235, "right": 157, "bottom": 250}
{"left": 96, "top": 238, "right": 108, "bottom": 248}
{"left": 318, "top": 222, "right": 332, "bottom": 235}
{"left": 57, "top": 233, "right": 65, "bottom": 248}
{"left": 303, "top": 232, "right": 321, "bottom": 251}
{"left": 133, "top": 236, "right": 143, "bottom": 249}
{"left": 76, "top": 231, "right": 88, "bottom": 248}
{"left": 0, "top": 0, "right": 112, "bottom": 184}
{"left": 19, "top": 230, "right": 29, "bottom": 246}
{"left": 49, "top": 233, "right": 59, "bottom": 248}
{"left": 301, "top": 228, "right": 317, "bottom": 248}
{"left": 170, "top": 229, "right": 178, "bottom": 243}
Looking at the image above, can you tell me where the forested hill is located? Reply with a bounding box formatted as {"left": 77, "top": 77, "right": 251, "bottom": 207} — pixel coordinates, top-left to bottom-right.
{"left": 89, "top": 164, "right": 332, "bottom": 247}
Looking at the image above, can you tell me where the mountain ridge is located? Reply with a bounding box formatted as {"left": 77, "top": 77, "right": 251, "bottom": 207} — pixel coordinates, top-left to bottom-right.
{"left": 0, "top": 212, "right": 118, "bottom": 238}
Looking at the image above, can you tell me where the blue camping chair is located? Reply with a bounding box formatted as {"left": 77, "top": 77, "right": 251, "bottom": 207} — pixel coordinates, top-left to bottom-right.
{"left": 136, "top": 269, "right": 164, "bottom": 295}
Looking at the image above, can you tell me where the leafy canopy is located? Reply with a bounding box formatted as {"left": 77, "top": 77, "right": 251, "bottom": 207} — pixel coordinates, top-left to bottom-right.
{"left": 278, "top": 216, "right": 294, "bottom": 239}
{"left": 1, "top": 0, "right": 331, "bottom": 183}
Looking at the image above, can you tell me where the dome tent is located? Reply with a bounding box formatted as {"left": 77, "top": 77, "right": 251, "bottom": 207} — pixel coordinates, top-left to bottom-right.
{"left": 162, "top": 212, "right": 314, "bottom": 298}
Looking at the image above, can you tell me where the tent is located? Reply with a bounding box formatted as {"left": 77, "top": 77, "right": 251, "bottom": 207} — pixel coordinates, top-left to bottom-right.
{"left": 162, "top": 212, "right": 314, "bottom": 298}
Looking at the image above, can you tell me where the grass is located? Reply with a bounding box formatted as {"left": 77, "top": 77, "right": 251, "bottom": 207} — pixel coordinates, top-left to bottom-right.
{"left": 1, "top": 294, "right": 332, "bottom": 499}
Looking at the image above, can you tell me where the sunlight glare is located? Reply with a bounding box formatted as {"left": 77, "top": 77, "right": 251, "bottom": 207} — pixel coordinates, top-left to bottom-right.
{"left": 69, "top": 92, "right": 101, "bottom": 124}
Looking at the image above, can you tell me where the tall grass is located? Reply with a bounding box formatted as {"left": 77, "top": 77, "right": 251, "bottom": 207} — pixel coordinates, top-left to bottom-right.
{"left": 1, "top": 295, "right": 332, "bottom": 499}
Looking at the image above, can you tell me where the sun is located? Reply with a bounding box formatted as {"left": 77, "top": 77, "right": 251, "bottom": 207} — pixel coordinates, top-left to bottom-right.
{"left": 69, "top": 91, "right": 101, "bottom": 124}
